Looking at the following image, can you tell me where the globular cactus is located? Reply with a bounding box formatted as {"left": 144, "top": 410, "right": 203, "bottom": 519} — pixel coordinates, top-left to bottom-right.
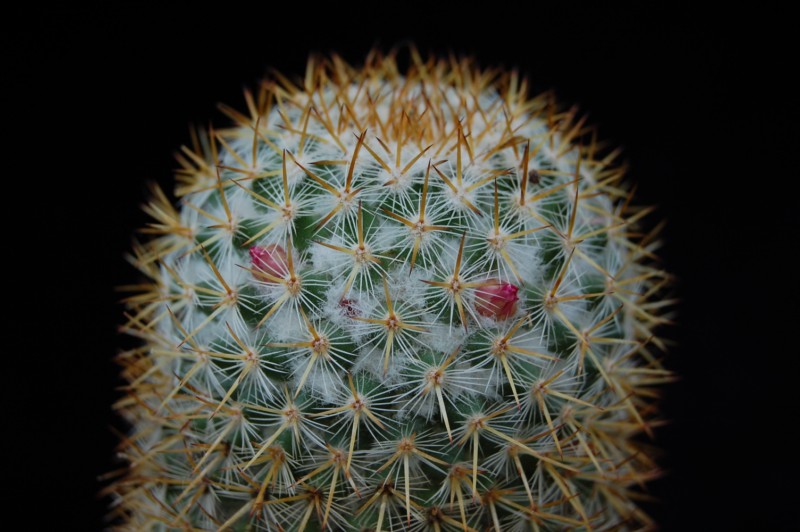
{"left": 110, "top": 50, "right": 673, "bottom": 531}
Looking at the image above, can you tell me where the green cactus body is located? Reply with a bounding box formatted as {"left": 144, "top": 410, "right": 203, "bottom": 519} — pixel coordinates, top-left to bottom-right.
{"left": 112, "top": 51, "right": 672, "bottom": 531}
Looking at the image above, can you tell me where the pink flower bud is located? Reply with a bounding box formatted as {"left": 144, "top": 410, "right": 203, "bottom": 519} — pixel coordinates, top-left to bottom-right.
{"left": 338, "top": 298, "right": 361, "bottom": 318}
{"left": 249, "top": 245, "right": 288, "bottom": 281}
{"left": 475, "top": 281, "right": 519, "bottom": 319}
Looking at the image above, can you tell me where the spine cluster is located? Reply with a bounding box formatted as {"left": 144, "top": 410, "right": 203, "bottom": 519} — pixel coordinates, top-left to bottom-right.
{"left": 109, "top": 51, "right": 673, "bottom": 531}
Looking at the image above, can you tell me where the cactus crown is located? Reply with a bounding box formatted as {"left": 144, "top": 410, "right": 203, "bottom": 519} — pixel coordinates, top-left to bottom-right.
{"left": 111, "top": 50, "right": 672, "bottom": 531}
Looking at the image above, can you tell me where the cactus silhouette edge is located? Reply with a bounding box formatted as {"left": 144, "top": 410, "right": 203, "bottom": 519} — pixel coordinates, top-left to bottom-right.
{"left": 109, "top": 50, "right": 674, "bottom": 531}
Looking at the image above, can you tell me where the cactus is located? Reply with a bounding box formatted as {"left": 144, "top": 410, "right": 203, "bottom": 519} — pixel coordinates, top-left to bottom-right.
{"left": 110, "top": 50, "right": 673, "bottom": 531}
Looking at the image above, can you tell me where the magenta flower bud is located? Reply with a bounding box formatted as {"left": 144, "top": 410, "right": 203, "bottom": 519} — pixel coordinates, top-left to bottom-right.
{"left": 249, "top": 245, "right": 288, "bottom": 281}
{"left": 475, "top": 281, "right": 519, "bottom": 319}
{"left": 338, "top": 298, "right": 361, "bottom": 318}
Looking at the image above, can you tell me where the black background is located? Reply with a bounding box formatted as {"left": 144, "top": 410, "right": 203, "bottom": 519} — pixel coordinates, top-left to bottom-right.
{"left": 10, "top": 5, "right": 797, "bottom": 530}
